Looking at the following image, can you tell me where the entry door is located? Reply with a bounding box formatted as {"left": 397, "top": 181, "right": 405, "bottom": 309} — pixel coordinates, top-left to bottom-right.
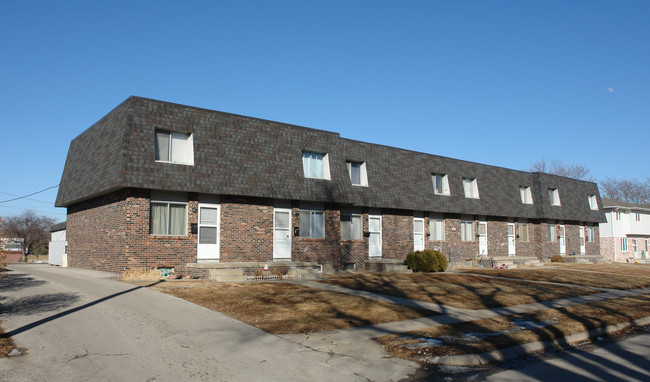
{"left": 478, "top": 221, "right": 488, "bottom": 256}
{"left": 413, "top": 218, "right": 425, "bottom": 251}
{"left": 579, "top": 226, "right": 586, "bottom": 255}
{"left": 507, "top": 223, "right": 516, "bottom": 256}
{"left": 369, "top": 215, "right": 382, "bottom": 258}
{"left": 273, "top": 208, "right": 292, "bottom": 260}
{"left": 559, "top": 224, "right": 566, "bottom": 255}
{"left": 197, "top": 204, "right": 220, "bottom": 261}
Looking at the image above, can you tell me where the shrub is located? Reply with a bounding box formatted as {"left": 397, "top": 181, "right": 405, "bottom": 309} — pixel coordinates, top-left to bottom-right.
{"left": 551, "top": 254, "right": 564, "bottom": 263}
{"left": 405, "top": 250, "right": 448, "bottom": 272}
{"left": 120, "top": 268, "right": 163, "bottom": 280}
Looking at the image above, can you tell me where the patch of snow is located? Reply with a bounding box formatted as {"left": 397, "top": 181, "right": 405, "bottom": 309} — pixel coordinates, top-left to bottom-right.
{"left": 8, "top": 349, "right": 22, "bottom": 357}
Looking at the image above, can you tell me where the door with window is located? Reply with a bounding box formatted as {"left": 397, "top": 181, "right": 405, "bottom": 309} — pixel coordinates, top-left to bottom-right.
{"left": 579, "top": 226, "right": 586, "bottom": 255}
{"left": 478, "top": 221, "right": 488, "bottom": 256}
{"left": 507, "top": 223, "right": 516, "bottom": 256}
{"left": 369, "top": 214, "right": 382, "bottom": 258}
{"left": 413, "top": 218, "right": 425, "bottom": 251}
{"left": 559, "top": 224, "right": 566, "bottom": 255}
{"left": 197, "top": 204, "right": 220, "bottom": 261}
{"left": 273, "top": 208, "right": 292, "bottom": 260}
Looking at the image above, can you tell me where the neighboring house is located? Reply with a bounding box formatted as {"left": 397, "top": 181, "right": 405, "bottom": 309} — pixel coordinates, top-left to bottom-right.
{"left": 599, "top": 198, "right": 650, "bottom": 262}
{"left": 1, "top": 238, "right": 24, "bottom": 263}
{"left": 48, "top": 221, "right": 67, "bottom": 266}
{"left": 55, "top": 96, "right": 606, "bottom": 276}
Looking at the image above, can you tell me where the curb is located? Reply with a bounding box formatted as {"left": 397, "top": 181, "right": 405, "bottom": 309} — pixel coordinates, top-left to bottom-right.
{"left": 428, "top": 315, "right": 650, "bottom": 366}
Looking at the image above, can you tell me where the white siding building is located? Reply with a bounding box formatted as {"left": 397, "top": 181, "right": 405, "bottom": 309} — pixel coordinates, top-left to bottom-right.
{"left": 48, "top": 222, "right": 67, "bottom": 266}
{"left": 600, "top": 199, "right": 650, "bottom": 262}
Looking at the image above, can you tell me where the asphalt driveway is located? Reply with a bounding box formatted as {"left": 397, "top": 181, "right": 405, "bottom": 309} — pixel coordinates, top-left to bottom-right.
{"left": 0, "top": 264, "right": 418, "bottom": 381}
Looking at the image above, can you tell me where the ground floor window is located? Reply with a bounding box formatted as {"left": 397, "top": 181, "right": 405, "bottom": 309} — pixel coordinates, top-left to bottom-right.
{"left": 429, "top": 215, "right": 445, "bottom": 241}
{"left": 300, "top": 209, "right": 325, "bottom": 238}
{"left": 585, "top": 226, "right": 594, "bottom": 242}
{"left": 518, "top": 221, "right": 529, "bottom": 242}
{"left": 151, "top": 202, "right": 187, "bottom": 235}
{"left": 461, "top": 219, "right": 474, "bottom": 241}
{"left": 341, "top": 213, "right": 362, "bottom": 240}
{"left": 548, "top": 223, "right": 557, "bottom": 242}
{"left": 622, "top": 238, "right": 628, "bottom": 251}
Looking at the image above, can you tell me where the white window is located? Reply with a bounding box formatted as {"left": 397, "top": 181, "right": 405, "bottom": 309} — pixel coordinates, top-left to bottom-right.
{"left": 347, "top": 161, "right": 368, "bottom": 186}
{"left": 463, "top": 178, "right": 480, "bottom": 199}
{"left": 635, "top": 213, "right": 641, "bottom": 221}
{"left": 548, "top": 222, "right": 557, "bottom": 242}
{"left": 520, "top": 186, "right": 533, "bottom": 204}
{"left": 302, "top": 151, "right": 330, "bottom": 179}
{"left": 518, "top": 220, "right": 529, "bottom": 242}
{"left": 429, "top": 214, "right": 445, "bottom": 241}
{"left": 633, "top": 239, "right": 638, "bottom": 252}
{"left": 621, "top": 238, "right": 628, "bottom": 251}
{"left": 155, "top": 130, "right": 194, "bottom": 165}
{"left": 615, "top": 211, "right": 621, "bottom": 220}
{"left": 585, "top": 226, "right": 594, "bottom": 242}
{"left": 432, "top": 173, "right": 450, "bottom": 195}
{"left": 461, "top": 218, "right": 474, "bottom": 241}
{"left": 300, "top": 206, "right": 325, "bottom": 238}
{"left": 341, "top": 213, "right": 362, "bottom": 240}
{"left": 549, "top": 188, "right": 561, "bottom": 206}
{"left": 588, "top": 195, "right": 598, "bottom": 210}
{"left": 150, "top": 201, "right": 187, "bottom": 236}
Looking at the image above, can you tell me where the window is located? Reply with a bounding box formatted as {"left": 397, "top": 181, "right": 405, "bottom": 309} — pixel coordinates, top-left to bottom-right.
{"left": 621, "top": 238, "right": 628, "bottom": 251}
{"left": 615, "top": 211, "right": 621, "bottom": 220}
{"left": 150, "top": 201, "right": 187, "bottom": 236}
{"left": 155, "top": 130, "right": 194, "bottom": 165}
{"left": 548, "top": 222, "right": 557, "bottom": 242}
{"left": 347, "top": 161, "right": 368, "bottom": 186}
{"left": 518, "top": 221, "right": 529, "bottom": 242}
{"left": 432, "top": 173, "right": 450, "bottom": 195}
{"left": 585, "top": 226, "right": 594, "bottom": 242}
{"left": 302, "top": 151, "right": 330, "bottom": 179}
{"left": 520, "top": 186, "right": 533, "bottom": 204}
{"left": 633, "top": 239, "right": 638, "bottom": 252}
{"left": 300, "top": 207, "right": 325, "bottom": 238}
{"left": 341, "top": 213, "right": 362, "bottom": 240}
{"left": 461, "top": 218, "right": 474, "bottom": 241}
{"left": 588, "top": 195, "right": 598, "bottom": 210}
{"left": 636, "top": 213, "right": 641, "bottom": 221}
{"left": 463, "top": 178, "right": 480, "bottom": 199}
{"left": 548, "top": 188, "right": 561, "bottom": 206}
{"left": 429, "top": 214, "right": 445, "bottom": 241}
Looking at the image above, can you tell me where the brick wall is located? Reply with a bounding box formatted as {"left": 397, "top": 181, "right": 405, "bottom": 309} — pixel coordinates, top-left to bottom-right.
{"left": 382, "top": 210, "right": 413, "bottom": 260}
{"left": 220, "top": 196, "right": 273, "bottom": 262}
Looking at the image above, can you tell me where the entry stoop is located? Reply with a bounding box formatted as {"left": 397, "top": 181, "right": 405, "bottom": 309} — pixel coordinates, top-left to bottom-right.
{"left": 208, "top": 268, "right": 247, "bottom": 282}
{"left": 478, "top": 256, "right": 543, "bottom": 269}
{"left": 186, "top": 261, "right": 322, "bottom": 281}
{"left": 364, "top": 259, "right": 413, "bottom": 273}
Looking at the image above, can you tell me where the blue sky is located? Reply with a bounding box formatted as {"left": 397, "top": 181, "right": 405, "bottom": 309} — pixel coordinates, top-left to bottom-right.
{"left": 1, "top": 1, "right": 648, "bottom": 221}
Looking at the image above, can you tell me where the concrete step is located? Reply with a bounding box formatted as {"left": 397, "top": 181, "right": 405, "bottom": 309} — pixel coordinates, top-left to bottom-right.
{"left": 212, "top": 274, "right": 248, "bottom": 282}
{"left": 385, "top": 264, "right": 413, "bottom": 274}
{"left": 209, "top": 268, "right": 247, "bottom": 276}
{"left": 296, "top": 269, "right": 322, "bottom": 280}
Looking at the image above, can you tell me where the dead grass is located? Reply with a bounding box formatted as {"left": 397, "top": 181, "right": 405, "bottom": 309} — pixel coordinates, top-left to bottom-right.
{"left": 321, "top": 273, "right": 597, "bottom": 309}
{"left": 547, "top": 262, "right": 650, "bottom": 278}
{"left": 119, "top": 268, "right": 163, "bottom": 281}
{"left": 0, "top": 324, "right": 16, "bottom": 357}
{"left": 148, "top": 281, "right": 429, "bottom": 334}
{"left": 462, "top": 267, "right": 650, "bottom": 289}
{"left": 377, "top": 294, "right": 650, "bottom": 362}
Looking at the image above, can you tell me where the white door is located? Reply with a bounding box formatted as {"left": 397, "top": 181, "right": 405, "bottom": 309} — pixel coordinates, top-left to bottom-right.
{"left": 507, "top": 223, "right": 516, "bottom": 256}
{"left": 413, "top": 217, "right": 425, "bottom": 251}
{"left": 559, "top": 224, "right": 566, "bottom": 255}
{"left": 579, "top": 226, "right": 585, "bottom": 255}
{"left": 197, "top": 204, "right": 220, "bottom": 262}
{"left": 369, "top": 214, "right": 382, "bottom": 258}
{"left": 273, "top": 208, "right": 292, "bottom": 260}
{"left": 478, "top": 221, "right": 488, "bottom": 256}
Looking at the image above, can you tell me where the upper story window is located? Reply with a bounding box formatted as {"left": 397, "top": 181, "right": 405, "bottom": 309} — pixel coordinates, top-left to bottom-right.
{"left": 150, "top": 192, "right": 188, "bottom": 236}
{"left": 548, "top": 188, "right": 561, "bottom": 206}
{"left": 302, "top": 151, "right": 331, "bottom": 179}
{"left": 155, "top": 130, "right": 194, "bottom": 165}
{"left": 432, "top": 173, "right": 450, "bottom": 195}
{"left": 520, "top": 186, "right": 533, "bottom": 204}
{"left": 347, "top": 161, "right": 368, "bottom": 186}
{"left": 588, "top": 195, "right": 598, "bottom": 210}
{"left": 429, "top": 213, "right": 445, "bottom": 241}
{"left": 463, "top": 178, "right": 480, "bottom": 199}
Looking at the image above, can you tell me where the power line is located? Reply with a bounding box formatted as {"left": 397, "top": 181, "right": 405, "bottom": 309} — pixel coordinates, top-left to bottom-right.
{"left": 0, "top": 204, "right": 67, "bottom": 216}
{"left": 0, "top": 185, "right": 59, "bottom": 204}
{"left": 0, "top": 190, "right": 53, "bottom": 204}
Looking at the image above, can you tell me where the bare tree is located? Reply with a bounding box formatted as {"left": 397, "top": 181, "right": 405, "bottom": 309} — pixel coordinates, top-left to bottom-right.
{"left": 529, "top": 159, "right": 595, "bottom": 182}
{"left": 600, "top": 177, "right": 650, "bottom": 204}
{"left": 0, "top": 210, "right": 56, "bottom": 262}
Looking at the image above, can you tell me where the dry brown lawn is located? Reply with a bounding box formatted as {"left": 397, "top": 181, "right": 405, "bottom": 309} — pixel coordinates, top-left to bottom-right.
{"left": 378, "top": 294, "right": 650, "bottom": 362}
{"left": 547, "top": 263, "right": 650, "bottom": 278}
{"left": 0, "top": 326, "right": 15, "bottom": 357}
{"left": 463, "top": 267, "right": 650, "bottom": 289}
{"left": 148, "top": 281, "right": 428, "bottom": 334}
{"left": 321, "top": 273, "right": 597, "bottom": 309}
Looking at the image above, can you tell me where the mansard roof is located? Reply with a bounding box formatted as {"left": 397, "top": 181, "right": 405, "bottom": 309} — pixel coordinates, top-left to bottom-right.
{"left": 56, "top": 96, "right": 606, "bottom": 223}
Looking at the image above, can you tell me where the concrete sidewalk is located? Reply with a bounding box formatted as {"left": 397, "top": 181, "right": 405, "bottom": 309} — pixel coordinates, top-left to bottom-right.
{"left": 280, "top": 279, "right": 650, "bottom": 363}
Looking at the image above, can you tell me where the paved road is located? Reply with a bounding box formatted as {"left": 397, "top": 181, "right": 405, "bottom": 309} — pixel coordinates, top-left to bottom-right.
{"left": 0, "top": 264, "right": 420, "bottom": 381}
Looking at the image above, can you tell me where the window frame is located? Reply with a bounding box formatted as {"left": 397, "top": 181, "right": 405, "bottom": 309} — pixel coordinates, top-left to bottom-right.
{"left": 518, "top": 220, "right": 529, "bottom": 242}
{"left": 548, "top": 188, "right": 561, "bottom": 206}
{"left": 635, "top": 212, "right": 641, "bottom": 221}
{"left": 155, "top": 130, "right": 194, "bottom": 165}
{"left": 520, "top": 186, "right": 533, "bottom": 204}
{"left": 346, "top": 161, "right": 368, "bottom": 186}
{"left": 588, "top": 195, "right": 598, "bottom": 210}
{"left": 302, "top": 151, "right": 331, "bottom": 180}
{"left": 150, "top": 200, "right": 188, "bottom": 236}
{"left": 432, "top": 173, "right": 450, "bottom": 195}
{"left": 615, "top": 211, "right": 621, "bottom": 220}
{"left": 429, "top": 214, "right": 445, "bottom": 241}
{"left": 622, "top": 238, "right": 628, "bottom": 251}
{"left": 341, "top": 212, "right": 363, "bottom": 241}
{"left": 299, "top": 207, "right": 325, "bottom": 239}
{"left": 463, "top": 178, "right": 480, "bottom": 199}
{"left": 460, "top": 218, "right": 475, "bottom": 242}
{"left": 585, "top": 226, "right": 594, "bottom": 242}
{"left": 548, "top": 222, "right": 557, "bottom": 242}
